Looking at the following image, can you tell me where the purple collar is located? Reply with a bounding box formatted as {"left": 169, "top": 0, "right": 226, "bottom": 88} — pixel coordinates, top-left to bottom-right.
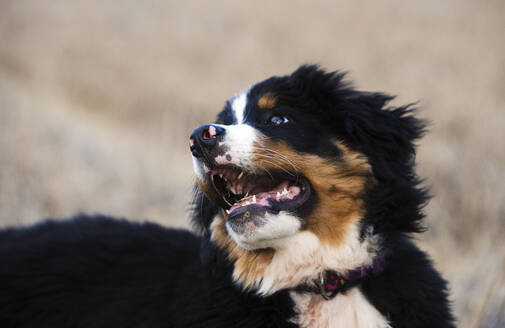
{"left": 296, "top": 254, "right": 385, "bottom": 300}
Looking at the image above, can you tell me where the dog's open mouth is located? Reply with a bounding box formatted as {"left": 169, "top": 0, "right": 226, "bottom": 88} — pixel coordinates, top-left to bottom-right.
{"left": 210, "top": 166, "right": 311, "bottom": 217}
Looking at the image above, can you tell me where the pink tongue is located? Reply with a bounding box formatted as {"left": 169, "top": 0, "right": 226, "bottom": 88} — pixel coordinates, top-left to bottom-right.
{"left": 229, "top": 183, "right": 301, "bottom": 213}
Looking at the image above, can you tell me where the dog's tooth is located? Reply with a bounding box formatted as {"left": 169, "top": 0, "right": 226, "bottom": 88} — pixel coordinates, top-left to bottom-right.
{"left": 245, "top": 191, "right": 250, "bottom": 197}
{"left": 276, "top": 191, "right": 281, "bottom": 199}
{"left": 226, "top": 209, "right": 230, "bottom": 214}
{"left": 246, "top": 201, "right": 250, "bottom": 205}
{"left": 238, "top": 172, "right": 244, "bottom": 180}
{"left": 252, "top": 195, "right": 256, "bottom": 203}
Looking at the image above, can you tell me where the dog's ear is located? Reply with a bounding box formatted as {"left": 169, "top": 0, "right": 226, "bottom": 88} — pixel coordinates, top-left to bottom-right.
{"left": 190, "top": 184, "right": 219, "bottom": 236}
{"left": 343, "top": 92, "right": 427, "bottom": 181}
{"left": 344, "top": 93, "right": 429, "bottom": 234}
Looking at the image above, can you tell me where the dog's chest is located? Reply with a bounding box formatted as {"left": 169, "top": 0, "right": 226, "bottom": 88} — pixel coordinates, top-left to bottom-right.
{"left": 290, "top": 289, "right": 391, "bottom": 328}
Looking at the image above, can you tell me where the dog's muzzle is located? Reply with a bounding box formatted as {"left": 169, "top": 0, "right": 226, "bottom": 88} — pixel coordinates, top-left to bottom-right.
{"left": 189, "top": 124, "right": 225, "bottom": 160}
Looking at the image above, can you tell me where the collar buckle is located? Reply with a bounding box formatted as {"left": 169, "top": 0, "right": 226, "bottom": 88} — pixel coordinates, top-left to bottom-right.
{"left": 319, "top": 273, "right": 338, "bottom": 300}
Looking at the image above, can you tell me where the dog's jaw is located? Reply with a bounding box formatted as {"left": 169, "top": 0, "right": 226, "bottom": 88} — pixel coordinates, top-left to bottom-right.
{"left": 225, "top": 210, "right": 302, "bottom": 251}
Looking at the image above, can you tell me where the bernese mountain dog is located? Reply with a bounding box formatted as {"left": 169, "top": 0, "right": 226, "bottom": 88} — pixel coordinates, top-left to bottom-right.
{"left": 0, "top": 65, "right": 454, "bottom": 327}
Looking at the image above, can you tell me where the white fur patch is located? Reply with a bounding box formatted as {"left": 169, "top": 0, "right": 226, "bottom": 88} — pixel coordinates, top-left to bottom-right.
{"left": 216, "top": 123, "right": 260, "bottom": 172}
{"left": 192, "top": 156, "right": 205, "bottom": 181}
{"left": 256, "top": 222, "right": 377, "bottom": 295}
{"left": 290, "top": 288, "right": 391, "bottom": 328}
{"left": 225, "top": 211, "right": 302, "bottom": 251}
{"left": 230, "top": 88, "right": 250, "bottom": 124}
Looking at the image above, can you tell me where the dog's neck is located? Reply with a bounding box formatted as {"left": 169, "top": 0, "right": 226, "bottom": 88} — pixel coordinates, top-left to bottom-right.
{"left": 253, "top": 225, "right": 380, "bottom": 295}
{"left": 210, "top": 217, "right": 381, "bottom": 296}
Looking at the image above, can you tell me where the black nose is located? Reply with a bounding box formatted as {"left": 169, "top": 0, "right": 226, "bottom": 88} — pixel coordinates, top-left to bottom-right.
{"left": 189, "top": 124, "right": 225, "bottom": 158}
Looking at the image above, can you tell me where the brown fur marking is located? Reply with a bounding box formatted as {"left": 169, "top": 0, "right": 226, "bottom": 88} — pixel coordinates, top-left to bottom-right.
{"left": 253, "top": 140, "right": 373, "bottom": 247}
{"left": 197, "top": 179, "right": 222, "bottom": 206}
{"left": 210, "top": 216, "right": 275, "bottom": 286}
{"left": 257, "top": 93, "right": 277, "bottom": 109}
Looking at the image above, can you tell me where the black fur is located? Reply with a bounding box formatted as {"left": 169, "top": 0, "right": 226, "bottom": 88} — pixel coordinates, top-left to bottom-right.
{"left": 361, "top": 236, "right": 454, "bottom": 328}
{"left": 0, "top": 215, "right": 297, "bottom": 328}
{"left": 0, "top": 65, "right": 454, "bottom": 327}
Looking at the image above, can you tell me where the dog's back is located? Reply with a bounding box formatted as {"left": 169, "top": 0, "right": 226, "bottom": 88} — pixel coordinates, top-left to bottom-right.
{"left": 0, "top": 215, "right": 198, "bottom": 327}
{"left": 0, "top": 215, "right": 298, "bottom": 328}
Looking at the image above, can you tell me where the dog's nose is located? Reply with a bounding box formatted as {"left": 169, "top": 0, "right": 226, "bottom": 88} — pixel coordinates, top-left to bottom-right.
{"left": 189, "top": 124, "right": 225, "bottom": 158}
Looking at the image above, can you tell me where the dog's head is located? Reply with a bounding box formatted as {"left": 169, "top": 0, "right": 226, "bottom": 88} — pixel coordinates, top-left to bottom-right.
{"left": 190, "top": 65, "right": 428, "bottom": 294}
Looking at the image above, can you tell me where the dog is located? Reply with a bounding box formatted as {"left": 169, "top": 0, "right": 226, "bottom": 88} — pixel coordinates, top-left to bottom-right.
{"left": 0, "top": 65, "right": 454, "bottom": 327}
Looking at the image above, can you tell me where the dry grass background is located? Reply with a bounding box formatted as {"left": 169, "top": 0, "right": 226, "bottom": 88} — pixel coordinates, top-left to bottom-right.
{"left": 0, "top": 0, "right": 504, "bottom": 326}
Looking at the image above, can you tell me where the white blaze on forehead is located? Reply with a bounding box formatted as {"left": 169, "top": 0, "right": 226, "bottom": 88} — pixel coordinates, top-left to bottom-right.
{"left": 231, "top": 88, "right": 250, "bottom": 124}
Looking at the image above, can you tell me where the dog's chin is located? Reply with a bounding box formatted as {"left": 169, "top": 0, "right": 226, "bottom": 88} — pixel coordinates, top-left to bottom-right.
{"left": 225, "top": 210, "right": 302, "bottom": 251}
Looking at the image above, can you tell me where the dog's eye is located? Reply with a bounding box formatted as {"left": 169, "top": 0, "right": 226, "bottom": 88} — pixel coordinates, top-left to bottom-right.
{"left": 269, "top": 115, "right": 289, "bottom": 125}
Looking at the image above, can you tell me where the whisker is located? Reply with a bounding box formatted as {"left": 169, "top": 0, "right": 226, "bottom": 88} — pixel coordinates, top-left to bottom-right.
{"left": 250, "top": 146, "right": 299, "bottom": 174}
{"left": 261, "top": 149, "right": 299, "bottom": 171}
{"left": 255, "top": 156, "right": 295, "bottom": 177}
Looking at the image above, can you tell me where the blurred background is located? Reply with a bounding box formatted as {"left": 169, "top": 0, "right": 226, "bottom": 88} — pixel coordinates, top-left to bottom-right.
{"left": 0, "top": 0, "right": 503, "bottom": 326}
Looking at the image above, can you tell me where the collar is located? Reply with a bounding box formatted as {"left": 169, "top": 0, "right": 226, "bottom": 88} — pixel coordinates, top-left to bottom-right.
{"left": 295, "top": 254, "right": 385, "bottom": 300}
